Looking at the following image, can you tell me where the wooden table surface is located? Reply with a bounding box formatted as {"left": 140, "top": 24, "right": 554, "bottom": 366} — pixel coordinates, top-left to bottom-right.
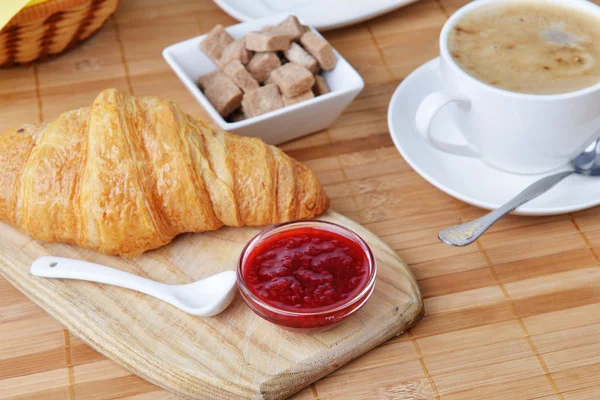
{"left": 2, "top": 0, "right": 600, "bottom": 399}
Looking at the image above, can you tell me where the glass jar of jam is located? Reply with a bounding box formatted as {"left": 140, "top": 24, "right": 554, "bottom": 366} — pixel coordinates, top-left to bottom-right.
{"left": 237, "top": 220, "right": 376, "bottom": 331}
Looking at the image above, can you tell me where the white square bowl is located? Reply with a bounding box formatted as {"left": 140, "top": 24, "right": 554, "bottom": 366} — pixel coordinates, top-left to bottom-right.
{"left": 162, "top": 14, "right": 364, "bottom": 145}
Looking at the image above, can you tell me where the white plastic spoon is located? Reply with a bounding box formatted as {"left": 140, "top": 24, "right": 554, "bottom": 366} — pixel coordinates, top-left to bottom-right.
{"left": 31, "top": 256, "right": 237, "bottom": 317}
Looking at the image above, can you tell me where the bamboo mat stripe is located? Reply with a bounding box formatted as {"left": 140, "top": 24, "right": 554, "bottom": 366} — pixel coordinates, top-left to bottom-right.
{"left": 111, "top": 15, "right": 133, "bottom": 97}
{"left": 2, "top": 0, "right": 600, "bottom": 399}
{"left": 33, "top": 65, "right": 43, "bottom": 123}
{"left": 63, "top": 329, "right": 75, "bottom": 400}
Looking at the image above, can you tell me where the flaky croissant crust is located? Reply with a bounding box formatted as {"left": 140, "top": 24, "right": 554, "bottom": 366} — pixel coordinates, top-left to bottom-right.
{"left": 0, "top": 89, "right": 328, "bottom": 256}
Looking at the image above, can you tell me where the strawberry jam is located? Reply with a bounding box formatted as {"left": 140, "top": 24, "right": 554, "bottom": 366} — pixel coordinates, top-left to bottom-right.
{"left": 238, "top": 221, "right": 376, "bottom": 330}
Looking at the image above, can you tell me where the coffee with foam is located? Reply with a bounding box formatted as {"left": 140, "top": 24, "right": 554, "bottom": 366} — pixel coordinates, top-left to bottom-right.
{"left": 448, "top": 1, "right": 600, "bottom": 95}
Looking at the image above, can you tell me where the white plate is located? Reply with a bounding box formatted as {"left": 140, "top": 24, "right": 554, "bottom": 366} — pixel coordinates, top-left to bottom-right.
{"left": 163, "top": 14, "right": 364, "bottom": 145}
{"left": 387, "top": 58, "right": 600, "bottom": 216}
{"left": 213, "top": 0, "right": 420, "bottom": 31}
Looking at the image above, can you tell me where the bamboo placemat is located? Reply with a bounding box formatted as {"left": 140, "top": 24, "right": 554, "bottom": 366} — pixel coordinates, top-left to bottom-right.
{"left": 2, "top": 0, "right": 600, "bottom": 399}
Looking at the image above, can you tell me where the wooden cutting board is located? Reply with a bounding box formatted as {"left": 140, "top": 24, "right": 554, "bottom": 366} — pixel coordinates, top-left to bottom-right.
{"left": 0, "top": 210, "right": 423, "bottom": 400}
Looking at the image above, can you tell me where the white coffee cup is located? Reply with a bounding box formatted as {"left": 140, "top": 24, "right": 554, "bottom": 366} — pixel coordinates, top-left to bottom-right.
{"left": 415, "top": 0, "right": 600, "bottom": 175}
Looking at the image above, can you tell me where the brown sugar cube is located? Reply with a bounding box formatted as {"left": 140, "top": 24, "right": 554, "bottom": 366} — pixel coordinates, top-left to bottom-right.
{"left": 203, "top": 74, "right": 242, "bottom": 117}
{"left": 300, "top": 31, "right": 337, "bottom": 70}
{"left": 277, "top": 16, "right": 304, "bottom": 39}
{"left": 200, "top": 25, "right": 234, "bottom": 65}
{"left": 312, "top": 74, "right": 330, "bottom": 96}
{"left": 263, "top": 16, "right": 304, "bottom": 40}
{"left": 247, "top": 52, "right": 281, "bottom": 83}
{"left": 223, "top": 59, "right": 260, "bottom": 93}
{"left": 242, "top": 84, "right": 284, "bottom": 117}
{"left": 197, "top": 70, "right": 227, "bottom": 91}
{"left": 284, "top": 42, "right": 319, "bottom": 74}
{"left": 283, "top": 90, "right": 314, "bottom": 106}
{"left": 245, "top": 31, "right": 292, "bottom": 52}
{"left": 219, "top": 38, "right": 252, "bottom": 66}
{"left": 269, "top": 62, "right": 315, "bottom": 98}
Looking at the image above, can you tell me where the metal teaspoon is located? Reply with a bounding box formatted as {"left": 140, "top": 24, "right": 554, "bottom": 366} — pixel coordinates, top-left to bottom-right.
{"left": 438, "top": 137, "right": 600, "bottom": 246}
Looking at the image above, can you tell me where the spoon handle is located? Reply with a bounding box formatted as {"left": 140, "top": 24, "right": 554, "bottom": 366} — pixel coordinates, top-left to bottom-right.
{"left": 31, "top": 256, "right": 177, "bottom": 304}
{"left": 438, "top": 170, "right": 573, "bottom": 246}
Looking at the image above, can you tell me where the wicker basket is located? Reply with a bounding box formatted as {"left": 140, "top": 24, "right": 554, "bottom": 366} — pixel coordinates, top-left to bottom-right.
{"left": 0, "top": 0, "right": 119, "bottom": 67}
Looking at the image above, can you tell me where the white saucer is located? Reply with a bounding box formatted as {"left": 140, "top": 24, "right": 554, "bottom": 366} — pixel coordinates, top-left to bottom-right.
{"left": 387, "top": 58, "right": 600, "bottom": 216}
{"left": 212, "top": 0, "right": 420, "bottom": 31}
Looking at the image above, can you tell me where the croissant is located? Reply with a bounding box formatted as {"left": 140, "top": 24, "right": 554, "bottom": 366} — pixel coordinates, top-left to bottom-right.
{"left": 0, "top": 89, "right": 329, "bottom": 256}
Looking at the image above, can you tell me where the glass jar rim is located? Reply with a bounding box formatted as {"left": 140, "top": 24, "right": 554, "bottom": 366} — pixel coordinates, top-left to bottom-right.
{"left": 236, "top": 220, "right": 377, "bottom": 317}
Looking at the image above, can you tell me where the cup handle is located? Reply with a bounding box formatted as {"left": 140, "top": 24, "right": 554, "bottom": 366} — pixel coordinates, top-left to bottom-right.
{"left": 415, "top": 91, "right": 480, "bottom": 158}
